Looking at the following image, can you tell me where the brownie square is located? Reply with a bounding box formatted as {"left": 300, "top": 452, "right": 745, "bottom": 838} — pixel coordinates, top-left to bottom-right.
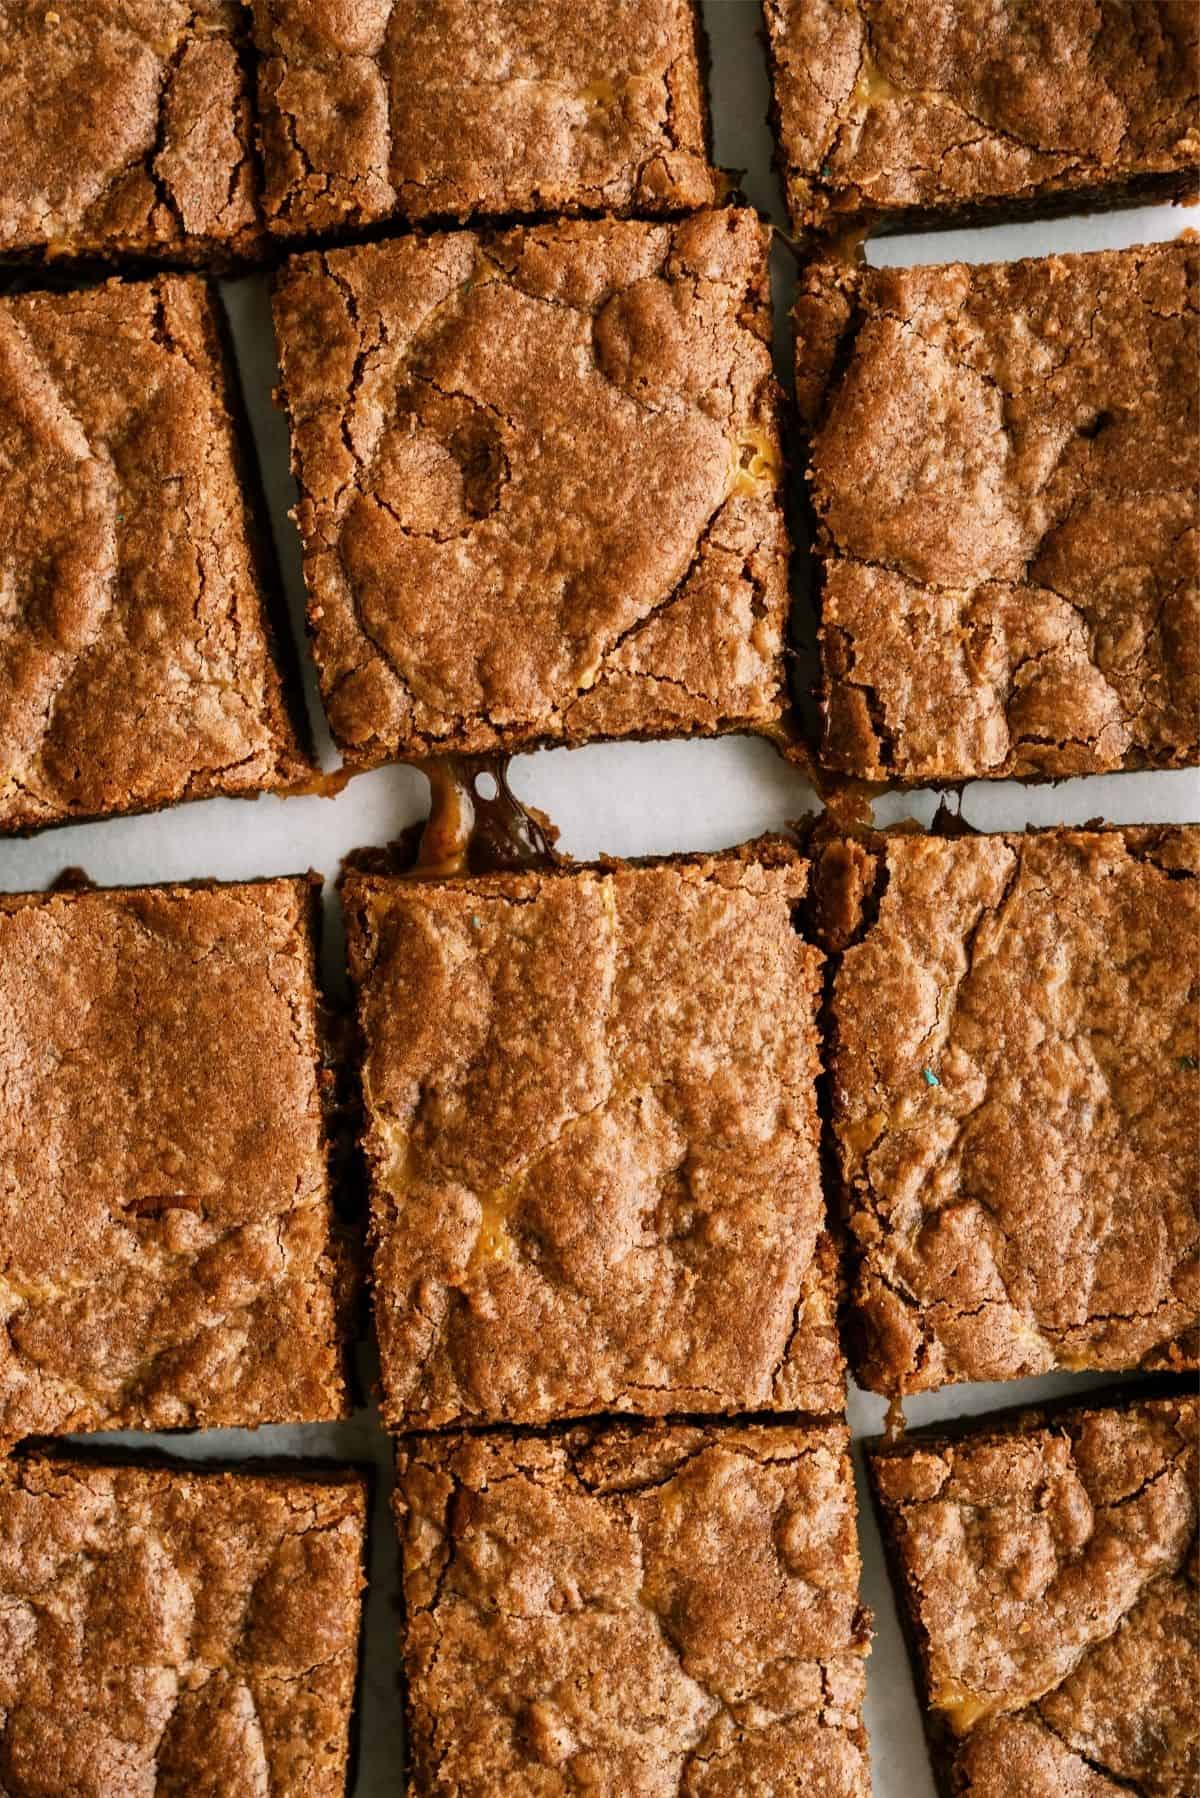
{"left": 0, "top": 1454, "right": 366, "bottom": 1794}
{"left": 795, "top": 239, "right": 1200, "bottom": 784}
{"left": 0, "top": 876, "right": 352, "bottom": 1446}
{"left": 272, "top": 209, "right": 790, "bottom": 765}
{"left": 252, "top": 0, "right": 719, "bottom": 236}
{"left": 396, "top": 1420, "right": 872, "bottom": 1795}
{"left": 869, "top": 1392, "right": 1198, "bottom": 1798}
{"left": 0, "top": 274, "right": 311, "bottom": 835}
{"left": 762, "top": 0, "right": 1200, "bottom": 237}
{"left": 818, "top": 826, "right": 1199, "bottom": 1397}
{"left": 0, "top": 1, "right": 263, "bottom": 265}
{"left": 342, "top": 843, "right": 844, "bottom": 1429}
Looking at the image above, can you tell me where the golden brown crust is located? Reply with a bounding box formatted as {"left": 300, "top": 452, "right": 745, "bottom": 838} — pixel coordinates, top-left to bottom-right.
{"left": 796, "top": 240, "right": 1200, "bottom": 785}
{"left": 820, "top": 826, "right": 1199, "bottom": 1396}
{"left": 395, "top": 1420, "right": 871, "bottom": 1795}
{"left": 0, "top": 877, "right": 352, "bottom": 1446}
{"left": 343, "top": 845, "right": 844, "bottom": 1430}
{"left": 0, "top": 1455, "right": 366, "bottom": 1796}
{"left": 0, "top": 274, "right": 311, "bottom": 834}
{"left": 870, "top": 1393, "right": 1198, "bottom": 1798}
{"left": 762, "top": 0, "right": 1200, "bottom": 235}
{"left": 0, "top": 1, "right": 264, "bottom": 265}
{"left": 252, "top": 0, "right": 719, "bottom": 234}
{"left": 272, "top": 210, "right": 791, "bottom": 764}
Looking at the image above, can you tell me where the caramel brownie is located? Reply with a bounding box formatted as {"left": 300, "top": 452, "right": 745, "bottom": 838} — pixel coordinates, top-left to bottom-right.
{"left": 870, "top": 1391, "right": 1197, "bottom": 1797}
{"left": 272, "top": 210, "right": 790, "bottom": 766}
{"left": 0, "top": 876, "right": 352, "bottom": 1446}
{"left": 817, "top": 825, "right": 1199, "bottom": 1396}
{"left": 763, "top": 0, "right": 1199, "bottom": 236}
{"left": 342, "top": 842, "right": 844, "bottom": 1430}
{"left": 0, "top": 1, "right": 263, "bottom": 265}
{"left": 396, "top": 1420, "right": 871, "bottom": 1794}
{"left": 0, "top": 273, "right": 310, "bottom": 834}
{"left": 0, "top": 1454, "right": 366, "bottom": 1794}
{"left": 795, "top": 239, "right": 1199, "bottom": 783}
{"left": 252, "top": 0, "right": 719, "bottom": 236}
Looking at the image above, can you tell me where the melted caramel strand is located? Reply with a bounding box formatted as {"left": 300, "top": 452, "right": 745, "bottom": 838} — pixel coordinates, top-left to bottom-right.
{"left": 412, "top": 754, "right": 560, "bottom": 877}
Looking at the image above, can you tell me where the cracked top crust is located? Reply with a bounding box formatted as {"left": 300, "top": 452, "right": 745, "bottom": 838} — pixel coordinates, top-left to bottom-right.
{"left": 795, "top": 239, "right": 1200, "bottom": 784}
{"left": 272, "top": 209, "right": 790, "bottom": 763}
{"left": 252, "top": 0, "right": 719, "bottom": 234}
{"left": 819, "top": 826, "right": 1200, "bottom": 1397}
{"left": 0, "top": 274, "right": 310, "bottom": 835}
{"left": 0, "top": 1454, "right": 365, "bottom": 1797}
{"left": 762, "top": 0, "right": 1200, "bottom": 235}
{"left": 395, "top": 1420, "right": 871, "bottom": 1795}
{"left": 342, "top": 843, "right": 844, "bottom": 1430}
{"left": 0, "top": 877, "right": 351, "bottom": 1446}
{"left": 0, "top": 0, "right": 264, "bottom": 264}
{"left": 870, "top": 1393, "right": 1198, "bottom": 1798}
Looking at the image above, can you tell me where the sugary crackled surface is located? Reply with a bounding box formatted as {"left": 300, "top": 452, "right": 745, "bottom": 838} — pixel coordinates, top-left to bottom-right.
{"left": 0, "top": 0, "right": 262, "bottom": 261}
{"left": 823, "top": 827, "right": 1199, "bottom": 1396}
{"left": 0, "top": 878, "right": 349, "bottom": 1445}
{"left": 396, "top": 1422, "right": 871, "bottom": 1796}
{"left": 343, "top": 846, "right": 843, "bottom": 1429}
{"left": 871, "top": 1394, "right": 1198, "bottom": 1798}
{"left": 0, "top": 274, "right": 309, "bottom": 835}
{"left": 0, "top": 1456, "right": 365, "bottom": 1797}
{"left": 252, "top": 0, "right": 718, "bottom": 234}
{"left": 273, "top": 209, "right": 790, "bottom": 763}
{"left": 795, "top": 239, "right": 1200, "bottom": 784}
{"left": 762, "top": 0, "right": 1200, "bottom": 233}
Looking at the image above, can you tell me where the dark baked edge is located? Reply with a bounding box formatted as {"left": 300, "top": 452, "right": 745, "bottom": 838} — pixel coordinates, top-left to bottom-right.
{"left": 865, "top": 1377, "right": 1197, "bottom": 1798}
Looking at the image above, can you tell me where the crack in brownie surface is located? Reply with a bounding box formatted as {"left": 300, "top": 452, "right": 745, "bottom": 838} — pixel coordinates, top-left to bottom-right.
{"left": 272, "top": 210, "right": 790, "bottom": 764}
{"left": 343, "top": 843, "right": 843, "bottom": 1429}
{"left": 0, "top": 878, "right": 350, "bottom": 1444}
{"left": 819, "top": 826, "right": 1199, "bottom": 1396}
{"left": 763, "top": 0, "right": 1200, "bottom": 234}
{"left": 0, "top": 1456, "right": 365, "bottom": 1795}
{"left": 0, "top": 1, "right": 263, "bottom": 264}
{"left": 0, "top": 274, "right": 309, "bottom": 834}
{"left": 871, "top": 1394, "right": 1198, "bottom": 1797}
{"left": 795, "top": 239, "right": 1199, "bottom": 784}
{"left": 396, "top": 1421, "right": 871, "bottom": 1794}
{"left": 252, "top": 0, "right": 718, "bottom": 234}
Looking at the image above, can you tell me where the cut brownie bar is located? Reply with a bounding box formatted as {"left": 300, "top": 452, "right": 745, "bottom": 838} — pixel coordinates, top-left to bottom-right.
{"left": 0, "top": 1454, "right": 366, "bottom": 1795}
{"left": 272, "top": 209, "right": 790, "bottom": 765}
{"left": 0, "top": 876, "right": 351, "bottom": 1446}
{"left": 252, "top": 0, "right": 719, "bottom": 236}
{"left": 0, "top": 2, "right": 263, "bottom": 265}
{"left": 396, "top": 1420, "right": 871, "bottom": 1795}
{"left": 342, "top": 842, "right": 844, "bottom": 1429}
{"left": 869, "top": 1392, "right": 1198, "bottom": 1798}
{"left": 762, "top": 0, "right": 1200, "bottom": 236}
{"left": 0, "top": 273, "right": 311, "bottom": 834}
{"left": 796, "top": 239, "right": 1200, "bottom": 784}
{"left": 818, "top": 825, "right": 1199, "bottom": 1397}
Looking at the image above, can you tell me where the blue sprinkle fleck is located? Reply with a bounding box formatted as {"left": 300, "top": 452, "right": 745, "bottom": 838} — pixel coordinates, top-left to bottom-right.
{"left": 922, "top": 1067, "right": 940, "bottom": 1087}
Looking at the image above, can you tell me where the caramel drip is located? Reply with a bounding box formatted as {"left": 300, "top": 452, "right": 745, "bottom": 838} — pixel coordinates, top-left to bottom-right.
{"left": 412, "top": 754, "right": 559, "bottom": 878}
